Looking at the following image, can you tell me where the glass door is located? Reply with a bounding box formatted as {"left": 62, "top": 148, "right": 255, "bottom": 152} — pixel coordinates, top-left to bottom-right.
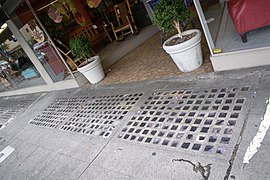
{"left": 193, "top": 0, "right": 226, "bottom": 54}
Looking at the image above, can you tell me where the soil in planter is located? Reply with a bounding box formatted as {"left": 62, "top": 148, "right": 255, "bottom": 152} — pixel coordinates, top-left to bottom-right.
{"left": 78, "top": 59, "right": 94, "bottom": 68}
{"left": 166, "top": 32, "right": 197, "bottom": 46}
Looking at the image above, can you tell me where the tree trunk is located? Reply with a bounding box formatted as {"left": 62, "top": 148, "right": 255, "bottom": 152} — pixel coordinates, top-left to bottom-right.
{"left": 173, "top": 20, "right": 182, "bottom": 39}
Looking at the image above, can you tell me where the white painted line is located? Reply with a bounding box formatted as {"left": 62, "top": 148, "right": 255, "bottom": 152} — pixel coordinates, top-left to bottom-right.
{"left": 0, "top": 117, "right": 14, "bottom": 130}
{"left": 243, "top": 98, "right": 270, "bottom": 164}
{"left": 0, "top": 146, "right": 15, "bottom": 163}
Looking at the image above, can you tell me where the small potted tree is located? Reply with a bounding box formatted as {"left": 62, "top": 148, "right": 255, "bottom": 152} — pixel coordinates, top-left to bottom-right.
{"left": 154, "top": 0, "right": 203, "bottom": 72}
{"left": 69, "top": 36, "right": 105, "bottom": 84}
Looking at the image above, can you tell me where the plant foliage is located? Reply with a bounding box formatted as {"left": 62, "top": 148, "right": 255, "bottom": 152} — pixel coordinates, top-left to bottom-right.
{"left": 69, "top": 36, "right": 92, "bottom": 60}
{"left": 154, "top": 0, "right": 190, "bottom": 38}
{"left": 39, "top": 12, "right": 71, "bottom": 44}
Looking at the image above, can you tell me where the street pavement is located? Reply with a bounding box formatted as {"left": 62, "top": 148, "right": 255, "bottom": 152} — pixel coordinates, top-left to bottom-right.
{"left": 0, "top": 66, "right": 270, "bottom": 180}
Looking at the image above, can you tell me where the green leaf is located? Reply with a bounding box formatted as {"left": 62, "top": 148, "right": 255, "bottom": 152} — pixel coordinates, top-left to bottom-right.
{"left": 69, "top": 36, "right": 93, "bottom": 59}
{"left": 154, "top": 0, "right": 190, "bottom": 32}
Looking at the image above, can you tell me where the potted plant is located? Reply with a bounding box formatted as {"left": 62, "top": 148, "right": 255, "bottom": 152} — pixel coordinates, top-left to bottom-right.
{"left": 69, "top": 36, "right": 105, "bottom": 84}
{"left": 154, "top": 0, "right": 203, "bottom": 72}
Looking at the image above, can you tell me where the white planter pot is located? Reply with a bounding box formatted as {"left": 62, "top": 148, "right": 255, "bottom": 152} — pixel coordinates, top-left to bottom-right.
{"left": 77, "top": 56, "right": 105, "bottom": 84}
{"left": 163, "top": 29, "right": 203, "bottom": 72}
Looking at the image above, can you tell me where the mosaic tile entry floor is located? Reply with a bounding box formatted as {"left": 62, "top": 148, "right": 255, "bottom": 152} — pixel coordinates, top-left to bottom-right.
{"left": 29, "top": 85, "right": 251, "bottom": 156}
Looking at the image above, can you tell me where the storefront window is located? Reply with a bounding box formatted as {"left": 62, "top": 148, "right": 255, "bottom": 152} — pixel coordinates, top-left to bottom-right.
{"left": 10, "top": 1, "right": 73, "bottom": 82}
{"left": 200, "top": 0, "right": 224, "bottom": 46}
{"left": 196, "top": 0, "right": 270, "bottom": 53}
{"left": 0, "top": 25, "right": 46, "bottom": 92}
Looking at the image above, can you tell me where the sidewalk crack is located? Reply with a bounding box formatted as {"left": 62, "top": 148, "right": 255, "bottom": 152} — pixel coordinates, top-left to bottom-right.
{"left": 223, "top": 72, "right": 263, "bottom": 180}
{"left": 172, "top": 158, "right": 212, "bottom": 180}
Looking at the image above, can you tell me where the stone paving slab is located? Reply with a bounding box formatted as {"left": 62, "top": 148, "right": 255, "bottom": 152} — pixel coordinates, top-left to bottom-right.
{"left": 14, "top": 125, "right": 54, "bottom": 146}
{"left": 3, "top": 147, "right": 57, "bottom": 179}
{"left": 1, "top": 67, "right": 270, "bottom": 179}
{"left": 0, "top": 132, "right": 12, "bottom": 150}
{"left": 229, "top": 90, "right": 270, "bottom": 180}
{"left": 230, "top": 132, "right": 270, "bottom": 180}
{"left": 0, "top": 135, "right": 23, "bottom": 151}
{"left": 0, "top": 141, "right": 38, "bottom": 179}
{"left": 248, "top": 90, "right": 269, "bottom": 116}
{"left": 79, "top": 165, "right": 136, "bottom": 180}
{"left": 258, "top": 70, "right": 270, "bottom": 90}
{"left": 40, "top": 130, "right": 105, "bottom": 163}
{"left": 3, "top": 147, "right": 88, "bottom": 180}
{"left": 91, "top": 139, "right": 228, "bottom": 180}
{"left": 39, "top": 153, "right": 88, "bottom": 180}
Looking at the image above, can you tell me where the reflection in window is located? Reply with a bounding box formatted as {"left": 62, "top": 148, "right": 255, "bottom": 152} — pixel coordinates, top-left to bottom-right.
{"left": 0, "top": 35, "right": 45, "bottom": 92}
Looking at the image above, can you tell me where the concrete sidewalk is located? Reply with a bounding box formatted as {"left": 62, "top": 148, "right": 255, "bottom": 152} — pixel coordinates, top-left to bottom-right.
{"left": 0, "top": 66, "right": 270, "bottom": 180}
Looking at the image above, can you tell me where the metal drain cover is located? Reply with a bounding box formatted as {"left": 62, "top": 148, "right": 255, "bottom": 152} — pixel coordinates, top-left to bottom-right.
{"left": 118, "top": 87, "right": 249, "bottom": 155}
{"left": 0, "top": 101, "right": 32, "bottom": 121}
{"left": 29, "top": 97, "right": 87, "bottom": 128}
{"left": 0, "top": 94, "right": 41, "bottom": 126}
{"left": 60, "top": 93, "right": 143, "bottom": 138}
{"left": 29, "top": 93, "right": 143, "bottom": 138}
